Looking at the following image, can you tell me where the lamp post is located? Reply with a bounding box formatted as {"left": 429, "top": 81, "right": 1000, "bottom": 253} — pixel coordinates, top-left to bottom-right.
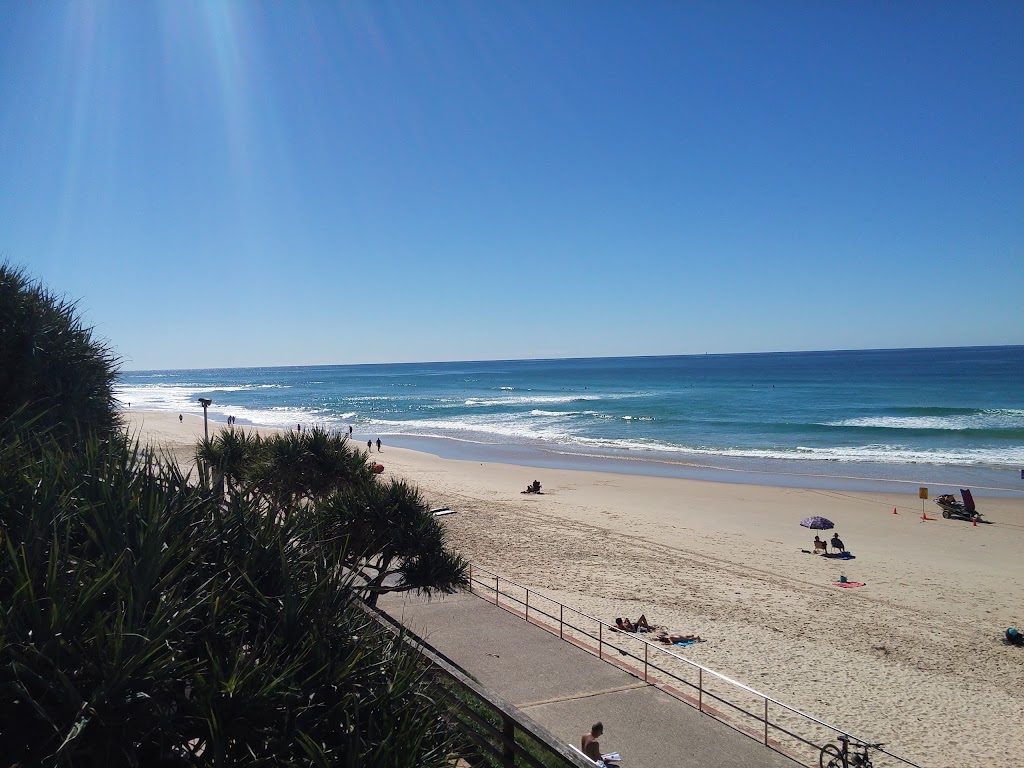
{"left": 197, "top": 398, "right": 212, "bottom": 440}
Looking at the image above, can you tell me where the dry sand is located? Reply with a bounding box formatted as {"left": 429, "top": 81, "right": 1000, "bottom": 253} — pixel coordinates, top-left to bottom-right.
{"left": 127, "top": 410, "right": 1024, "bottom": 768}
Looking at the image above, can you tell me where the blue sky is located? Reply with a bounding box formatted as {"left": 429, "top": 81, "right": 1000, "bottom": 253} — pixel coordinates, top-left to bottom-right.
{"left": 2, "top": 1, "right": 1021, "bottom": 370}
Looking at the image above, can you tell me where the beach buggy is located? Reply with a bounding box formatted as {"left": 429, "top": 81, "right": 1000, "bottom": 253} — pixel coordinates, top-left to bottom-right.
{"left": 934, "top": 489, "right": 984, "bottom": 523}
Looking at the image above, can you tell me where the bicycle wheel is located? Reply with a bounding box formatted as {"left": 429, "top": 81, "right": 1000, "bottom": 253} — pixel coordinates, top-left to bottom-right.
{"left": 820, "top": 744, "right": 846, "bottom": 768}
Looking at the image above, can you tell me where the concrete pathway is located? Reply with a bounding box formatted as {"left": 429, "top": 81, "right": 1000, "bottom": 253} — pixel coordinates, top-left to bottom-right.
{"left": 379, "top": 590, "right": 802, "bottom": 768}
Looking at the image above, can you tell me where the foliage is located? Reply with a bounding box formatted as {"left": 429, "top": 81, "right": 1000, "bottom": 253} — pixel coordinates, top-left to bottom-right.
{"left": 195, "top": 427, "right": 261, "bottom": 498}
{"left": 193, "top": 427, "right": 468, "bottom": 606}
{"left": 195, "top": 427, "right": 375, "bottom": 508}
{"left": 0, "top": 423, "right": 457, "bottom": 767}
{"left": 318, "top": 478, "right": 469, "bottom": 607}
{"left": 0, "top": 263, "right": 121, "bottom": 447}
{"left": 0, "top": 266, "right": 470, "bottom": 767}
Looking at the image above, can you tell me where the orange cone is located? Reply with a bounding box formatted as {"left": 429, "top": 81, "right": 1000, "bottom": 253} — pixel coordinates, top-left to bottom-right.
{"left": 973, "top": 518, "right": 977, "bottom": 527}
{"left": 921, "top": 511, "right": 926, "bottom": 520}
{"left": 893, "top": 507, "right": 898, "bottom": 515}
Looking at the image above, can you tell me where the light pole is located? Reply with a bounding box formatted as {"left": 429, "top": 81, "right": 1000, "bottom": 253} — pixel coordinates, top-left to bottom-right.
{"left": 197, "top": 398, "right": 212, "bottom": 440}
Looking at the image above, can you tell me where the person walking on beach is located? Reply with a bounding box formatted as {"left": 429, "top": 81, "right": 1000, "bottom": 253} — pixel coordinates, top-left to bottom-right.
{"left": 368, "top": 439, "right": 373, "bottom": 453}
{"left": 179, "top": 414, "right": 183, "bottom": 423}
{"left": 376, "top": 438, "right": 382, "bottom": 452}
{"left": 348, "top": 425, "right": 353, "bottom": 437}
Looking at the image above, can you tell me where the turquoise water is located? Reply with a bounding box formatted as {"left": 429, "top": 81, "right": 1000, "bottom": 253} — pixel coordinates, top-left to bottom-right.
{"left": 119, "top": 346, "right": 1024, "bottom": 493}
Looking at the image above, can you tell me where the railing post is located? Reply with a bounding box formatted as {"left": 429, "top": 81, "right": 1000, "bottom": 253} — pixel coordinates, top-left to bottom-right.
{"left": 644, "top": 642, "right": 648, "bottom": 682}
{"left": 468, "top": 562, "right": 472, "bottom": 593}
{"left": 502, "top": 714, "right": 515, "bottom": 767}
{"left": 525, "top": 589, "right": 529, "bottom": 622}
{"left": 763, "top": 698, "right": 769, "bottom": 745}
{"left": 698, "top": 668, "right": 703, "bottom": 712}
{"left": 495, "top": 576, "right": 499, "bottom": 607}
{"left": 559, "top": 605, "right": 563, "bottom": 639}
{"left": 599, "top": 621, "right": 603, "bottom": 659}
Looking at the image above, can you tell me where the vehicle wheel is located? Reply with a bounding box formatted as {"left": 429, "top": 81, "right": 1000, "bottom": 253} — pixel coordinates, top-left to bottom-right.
{"left": 820, "top": 744, "right": 846, "bottom": 768}
{"left": 942, "top": 509, "right": 950, "bottom": 519}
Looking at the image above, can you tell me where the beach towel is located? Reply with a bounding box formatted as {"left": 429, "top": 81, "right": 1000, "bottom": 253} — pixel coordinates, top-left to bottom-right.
{"left": 834, "top": 581, "right": 866, "bottom": 588}
{"left": 675, "top": 639, "right": 697, "bottom": 647}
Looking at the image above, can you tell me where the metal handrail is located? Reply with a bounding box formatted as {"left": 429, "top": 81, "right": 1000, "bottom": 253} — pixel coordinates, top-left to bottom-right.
{"left": 467, "top": 562, "right": 924, "bottom": 768}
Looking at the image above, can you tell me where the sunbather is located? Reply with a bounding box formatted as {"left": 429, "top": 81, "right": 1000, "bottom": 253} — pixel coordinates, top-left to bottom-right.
{"left": 830, "top": 533, "right": 846, "bottom": 554}
{"left": 613, "top": 614, "right": 652, "bottom": 633}
{"left": 656, "top": 631, "right": 703, "bottom": 644}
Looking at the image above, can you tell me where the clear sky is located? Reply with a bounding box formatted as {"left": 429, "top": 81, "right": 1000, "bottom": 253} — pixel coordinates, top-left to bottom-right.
{"left": 2, "top": 2, "right": 1021, "bottom": 370}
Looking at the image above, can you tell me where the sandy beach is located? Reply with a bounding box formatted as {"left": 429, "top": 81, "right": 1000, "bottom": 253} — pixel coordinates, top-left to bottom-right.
{"left": 127, "top": 410, "right": 1024, "bottom": 768}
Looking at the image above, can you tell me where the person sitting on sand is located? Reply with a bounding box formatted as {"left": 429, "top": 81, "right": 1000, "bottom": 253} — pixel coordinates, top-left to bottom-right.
{"left": 613, "top": 614, "right": 652, "bottom": 633}
{"left": 830, "top": 533, "right": 846, "bottom": 554}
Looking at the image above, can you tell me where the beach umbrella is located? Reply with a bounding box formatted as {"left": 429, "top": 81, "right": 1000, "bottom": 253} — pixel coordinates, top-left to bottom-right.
{"left": 799, "top": 515, "right": 835, "bottom": 530}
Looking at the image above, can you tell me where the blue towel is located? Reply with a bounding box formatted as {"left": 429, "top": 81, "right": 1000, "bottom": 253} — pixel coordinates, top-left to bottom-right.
{"left": 675, "top": 640, "right": 696, "bottom": 647}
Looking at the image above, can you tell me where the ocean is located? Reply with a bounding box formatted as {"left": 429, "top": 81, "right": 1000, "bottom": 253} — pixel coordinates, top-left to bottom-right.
{"left": 118, "top": 346, "right": 1024, "bottom": 495}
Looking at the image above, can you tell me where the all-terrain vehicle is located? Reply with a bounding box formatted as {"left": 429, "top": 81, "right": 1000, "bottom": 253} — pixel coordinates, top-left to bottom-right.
{"left": 934, "top": 488, "right": 985, "bottom": 522}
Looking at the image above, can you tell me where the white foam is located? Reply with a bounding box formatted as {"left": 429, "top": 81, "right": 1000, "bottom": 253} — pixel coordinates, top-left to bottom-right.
{"left": 824, "top": 409, "right": 1024, "bottom": 431}
{"left": 464, "top": 394, "right": 602, "bottom": 406}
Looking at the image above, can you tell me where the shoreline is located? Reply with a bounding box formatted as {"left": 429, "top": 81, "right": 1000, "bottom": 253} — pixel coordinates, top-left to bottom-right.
{"left": 383, "top": 433, "right": 1024, "bottom": 497}
{"left": 122, "top": 406, "right": 1024, "bottom": 497}
{"left": 125, "top": 409, "right": 1024, "bottom": 767}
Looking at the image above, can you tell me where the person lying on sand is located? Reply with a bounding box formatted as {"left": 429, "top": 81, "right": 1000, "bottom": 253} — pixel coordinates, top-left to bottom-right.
{"left": 655, "top": 631, "right": 704, "bottom": 644}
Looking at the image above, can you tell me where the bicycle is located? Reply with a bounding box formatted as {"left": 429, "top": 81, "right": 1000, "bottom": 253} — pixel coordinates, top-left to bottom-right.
{"left": 819, "top": 734, "right": 883, "bottom": 768}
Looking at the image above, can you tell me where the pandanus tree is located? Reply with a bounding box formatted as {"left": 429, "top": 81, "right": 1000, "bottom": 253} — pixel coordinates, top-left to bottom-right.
{"left": 300, "top": 425, "right": 376, "bottom": 497}
{"left": 0, "top": 263, "right": 121, "bottom": 447}
{"left": 253, "top": 429, "right": 310, "bottom": 511}
{"left": 0, "top": 267, "right": 462, "bottom": 767}
{"left": 0, "top": 426, "right": 457, "bottom": 767}
{"left": 318, "top": 478, "right": 469, "bottom": 607}
{"left": 194, "top": 425, "right": 260, "bottom": 498}
{"left": 253, "top": 427, "right": 375, "bottom": 504}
